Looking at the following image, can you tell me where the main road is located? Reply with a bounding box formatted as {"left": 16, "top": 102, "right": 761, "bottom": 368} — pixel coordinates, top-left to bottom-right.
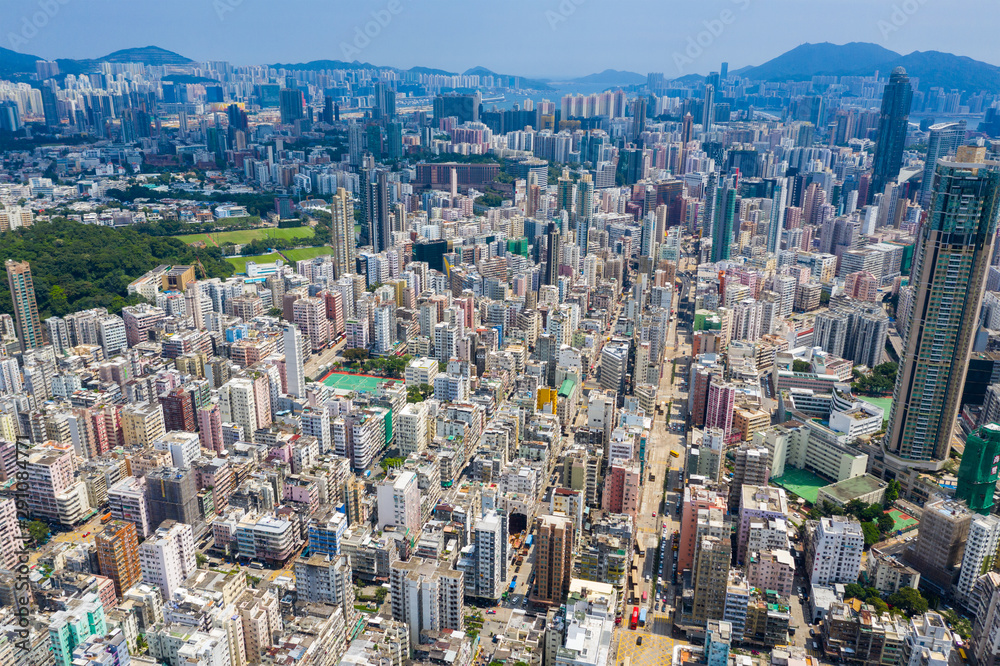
{"left": 614, "top": 254, "right": 695, "bottom": 665}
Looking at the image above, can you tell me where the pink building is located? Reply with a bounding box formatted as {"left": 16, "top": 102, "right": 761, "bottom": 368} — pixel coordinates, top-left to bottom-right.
{"left": 293, "top": 296, "right": 330, "bottom": 351}
{"left": 677, "top": 486, "right": 728, "bottom": 573}
{"left": 198, "top": 404, "right": 223, "bottom": 452}
{"left": 844, "top": 271, "right": 879, "bottom": 302}
{"left": 601, "top": 463, "right": 640, "bottom": 520}
{"left": 704, "top": 380, "right": 736, "bottom": 436}
{"left": 325, "top": 290, "right": 345, "bottom": 337}
{"left": 746, "top": 549, "right": 796, "bottom": 600}
{"left": 122, "top": 304, "right": 165, "bottom": 347}
{"left": 737, "top": 485, "right": 789, "bottom": 564}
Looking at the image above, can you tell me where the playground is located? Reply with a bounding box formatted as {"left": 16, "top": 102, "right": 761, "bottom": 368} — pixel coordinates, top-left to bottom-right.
{"left": 885, "top": 507, "right": 918, "bottom": 532}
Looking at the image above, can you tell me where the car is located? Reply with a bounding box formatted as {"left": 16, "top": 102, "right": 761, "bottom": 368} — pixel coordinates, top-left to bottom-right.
{"left": 652, "top": 512, "right": 656, "bottom": 517}
{"left": 486, "top": 610, "right": 496, "bottom": 615}
{"left": 812, "top": 642, "right": 819, "bottom": 651}
{"left": 636, "top": 637, "right": 643, "bottom": 646}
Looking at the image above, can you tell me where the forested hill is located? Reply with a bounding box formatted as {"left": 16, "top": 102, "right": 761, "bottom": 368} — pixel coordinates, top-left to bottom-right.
{"left": 0, "top": 218, "right": 234, "bottom": 319}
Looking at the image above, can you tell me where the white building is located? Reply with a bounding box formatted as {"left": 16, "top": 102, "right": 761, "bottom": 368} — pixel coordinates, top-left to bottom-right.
{"left": 139, "top": 521, "right": 197, "bottom": 600}
{"left": 804, "top": 516, "right": 864, "bottom": 587}
{"left": 957, "top": 514, "right": 1000, "bottom": 607}
{"left": 405, "top": 357, "right": 439, "bottom": 387}
{"left": 457, "top": 510, "right": 506, "bottom": 601}
{"left": 219, "top": 378, "right": 258, "bottom": 443}
{"left": 283, "top": 324, "right": 305, "bottom": 398}
{"left": 389, "top": 557, "right": 464, "bottom": 652}
{"left": 108, "top": 475, "right": 151, "bottom": 538}
{"left": 397, "top": 402, "right": 429, "bottom": 456}
{"left": 376, "top": 471, "right": 420, "bottom": 534}
{"left": 0, "top": 498, "right": 23, "bottom": 570}
{"left": 152, "top": 431, "right": 201, "bottom": 469}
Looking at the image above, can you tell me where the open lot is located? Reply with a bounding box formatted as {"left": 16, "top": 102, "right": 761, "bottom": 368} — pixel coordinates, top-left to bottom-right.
{"left": 173, "top": 226, "right": 314, "bottom": 246}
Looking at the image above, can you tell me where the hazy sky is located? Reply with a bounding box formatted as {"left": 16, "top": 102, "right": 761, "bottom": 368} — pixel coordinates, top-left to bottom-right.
{"left": 3, "top": 0, "right": 994, "bottom": 78}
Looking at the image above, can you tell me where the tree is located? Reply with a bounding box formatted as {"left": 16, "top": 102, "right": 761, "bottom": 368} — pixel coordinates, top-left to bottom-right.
{"left": 268, "top": 307, "right": 282, "bottom": 317}
{"left": 344, "top": 348, "right": 369, "bottom": 362}
{"left": 844, "top": 499, "right": 867, "bottom": 518}
{"left": 844, "top": 583, "right": 866, "bottom": 600}
{"left": 861, "top": 521, "right": 881, "bottom": 548}
{"left": 878, "top": 514, "right": 895, "bottom": 534}
{"left": 866, "top": 597, "right": 889, "bottom": 614}
{"left": 860, "top": 503, "right": 884, "bottom": 523}
{"left": 792, "top": 359, "right": 811, "bottom": 373}
{"left": 888, "top": 587, "right": 928, "bottom": 616}
{"left": 48, "top": 285, "right": 69, "bottom": 315}
{"left": 885, "top": 480, "right": 901, "bottom": 504}
{"left": 26, "top": 520, "right": 50, "bottom": 545}
{"left": 196, "top": 553, "right": 209, "bottom": 567}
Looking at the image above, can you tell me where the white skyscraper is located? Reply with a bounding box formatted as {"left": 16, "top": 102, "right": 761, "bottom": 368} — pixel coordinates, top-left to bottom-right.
{"left": 284, "top": 323, "right": 305, "bottom": 398}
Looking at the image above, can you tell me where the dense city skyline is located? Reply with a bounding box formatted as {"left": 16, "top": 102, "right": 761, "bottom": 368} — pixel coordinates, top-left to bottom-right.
{"left": 3, "top": 0, "right": 999, "bottom": 77}
{"left": 5, "top": 5, "right": 1000, "bottom": 666}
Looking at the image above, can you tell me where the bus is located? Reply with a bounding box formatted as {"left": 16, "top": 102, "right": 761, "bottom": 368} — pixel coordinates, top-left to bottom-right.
{"left": 639, "top": 608, "right": 648, "bottom": 627}
{"left": 630, "top": 607, "right": 639, "bottom": 630}
{"left": 670, "top": 450, "right": 680, "bottom": 458}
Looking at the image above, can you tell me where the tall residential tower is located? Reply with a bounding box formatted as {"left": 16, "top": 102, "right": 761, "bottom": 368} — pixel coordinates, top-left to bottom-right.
{"left": 884, "top": 150, "right": 1000, "bottom": 470}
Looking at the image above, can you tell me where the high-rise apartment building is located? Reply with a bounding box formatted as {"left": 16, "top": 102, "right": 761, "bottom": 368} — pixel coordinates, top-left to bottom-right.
{"left": 885, "top": 153, "right": 1000, "bottom": 469}
{"left": 0, "top": 498, "right": 23, "bottom": 570}
{"left": 728, "top": 446, "right": 771, "bottom": 512}
{"left": 804, "top": 516, "right": 864, "bottom": 587}
{"left": 957, "top": 514, "right": 1000, "bottom": 607}
{"left": 108, "top": 476, "right": 151, "bottom": 538}
{"left": 95, "top": 520, "right": 141, "bottom": 599}
{"left": 330, "top": 187, "right": 354, "bottom": 278}
{"left": 871, "top": 68, "right": 914, "bottom": 199}
{"left": 458, "top": 510, "right": 507, "bottom": 601}
{"left": 5, "top": 260, "right": 42, "bottom": 351}
{"left": 919, "top": 121, "right": 966, "bottom": 207}
{"left": 376, "top": 470, "right": 420, "bottom": 535}
{"left": 389, "top": 557, "right": 464, "bottom": 652}
{"left": 691, "top": 535, "right": 731, "bottom": 625}
{"left": 534, "top": 513, "right": 575, "bottom": 605}
{"left": 283, "top": 324, "right": 305, "bottom": 398}
{"left": 139, "top": 520, "right": 197, "bottom": 600}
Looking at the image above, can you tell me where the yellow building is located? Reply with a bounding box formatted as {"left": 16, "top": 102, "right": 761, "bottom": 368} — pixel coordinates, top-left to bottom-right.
{"left": 733, "top": 406, "right": 771, "bottom": 442}
{"left": 537, "top": 387, "right": 557, "bottom": 415}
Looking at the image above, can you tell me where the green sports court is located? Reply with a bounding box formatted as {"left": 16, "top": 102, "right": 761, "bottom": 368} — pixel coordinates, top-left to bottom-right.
{"left": 772, "top": 468, "right": 830, "bottom": 504}
{"left": 321, "top": 372, "right": 400, "bottom": 394}
{"left": 885, "top": 508, "right": 918, "bottom": 532}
